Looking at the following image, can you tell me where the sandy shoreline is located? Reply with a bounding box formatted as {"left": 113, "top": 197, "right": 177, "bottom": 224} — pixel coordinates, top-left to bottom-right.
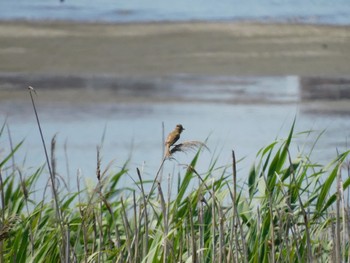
{"left": 2, "top": 20, "right": 350, "bottom": 114}
{"left": 1, "top": 20, "right": 350, "bottom": 77}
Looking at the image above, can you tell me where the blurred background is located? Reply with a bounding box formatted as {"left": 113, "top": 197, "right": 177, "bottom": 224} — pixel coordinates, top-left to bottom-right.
{"left": 1, "top": 0, "right": 350, "bottom": 190}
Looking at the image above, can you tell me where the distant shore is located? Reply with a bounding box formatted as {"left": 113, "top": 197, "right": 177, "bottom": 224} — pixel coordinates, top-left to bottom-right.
{"left": 0, "top": 20, "right": 350, "bottom": 77}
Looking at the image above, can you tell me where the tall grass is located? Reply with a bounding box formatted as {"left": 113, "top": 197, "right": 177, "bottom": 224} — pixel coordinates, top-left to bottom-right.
{"left": 0, "top": 89, "right": 350, "bottom": 262}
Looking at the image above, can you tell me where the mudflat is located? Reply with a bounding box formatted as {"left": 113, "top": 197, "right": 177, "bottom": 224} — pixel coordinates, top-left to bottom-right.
{"left": 0, "top": 20, "right": 350, "bottom": 77}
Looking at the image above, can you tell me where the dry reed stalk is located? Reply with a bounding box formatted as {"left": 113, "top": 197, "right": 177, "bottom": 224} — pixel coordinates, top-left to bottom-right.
{"left": 158, "top": 182, "right": 169, "bottom": 263}
{"left": 227, "top": 196, "right": 238, "bottom": 263}
{"left": 335, "top": 164, "right": 342, "bottom": 263}
{"left": 51, "top": 133, "right": 68, "bottom": 262}
{"left": 166, "top": 171, "right": 174, "bottom": 259}
{"left": 231, "top": 150, "right": 239, "bottom": 263}
{"left": 77, "top": 170, "right": 88, "bottom": 263}
{"left": 340, "top": 178, "right": 346, "bottom": 262}
{"left": 120, "top": 197, "right": 133, "bottom": 263}
{"left": 228, "top": 188, "right": 243, "bottom": 262}
{"left": 227, "top": 214, "right": 235, "bottom": 263}
{"left": 136, "top": 203, "right": 144, "bottom": 261}
{"left": 65, "top": 224, "right": 71, "bottom": 263}
{"left": 51, "top": 135, "right": 57, "bottom": 187}
{"left": 287, "top": 149, "right": 312, "bottom": 262}
{"left": 231, "top": 151, "right": 247, "bottom": 262}
{"left": 218, "top": 204, "right": 225, "bottom": 262}
{"left": 29, "top": 87, "right": 59, "bottom": 217}
{"left": 211, "top": 183, "right": 216, "bottom": 262}
{"left": 95, "top": 147, "right": 120, "bottom": 260}
{"left": 237, "top": 200, "right": 247, "bottom": 260}
{"left": 187, "top": 200, "right": 197, "bottom": 263}
{"left": 28, "top": 86, "right": 67, "bottom": 261}
{"left": 282, "top": 181, "right": 292, "bottom": 262}
{"left": 166, "top": 172, "right": 172, "bottom": 232}
{"left": 346, "top": 163, "right": 350, "bottom": 263}
{"left": 64, "top": 139, "right": 71, "bottom": 192}
{"left": 335, "top": 159, "right": 347, "bottom": 261}
{"left": 160, "top": 122, "right": 165, "bottom": 184}
{"left": 0, "top": 173, "right": 4, "bottom": 223}
{"left": 0, "top": 168, "right": 4, "bottom": 263}
{"left": 115, "top": 224, "right": 123, "bottom": 263}
{"left": 96, "top": 147, "right": 103, "bottom": 263}
{"left": 198, "top": 190, "right": 205, "bottom": 263}
{"left": 132, "top": 191, "right": 140, "bottom": 263}
{"left": 136, "top": 168, "right": 149, "bottom": 258}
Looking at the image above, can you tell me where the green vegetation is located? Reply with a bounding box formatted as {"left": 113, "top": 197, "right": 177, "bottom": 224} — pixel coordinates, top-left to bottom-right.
{"left": 1, "top": 89, "right": 350, "bottom": 262}
{"left": 1, "top": 121, "right": 350, "bottom": 263}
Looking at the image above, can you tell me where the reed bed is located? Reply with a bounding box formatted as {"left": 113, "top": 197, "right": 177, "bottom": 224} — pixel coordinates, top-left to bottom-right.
{"left": 0, "top": 89, "right": 350, "bottom": 262}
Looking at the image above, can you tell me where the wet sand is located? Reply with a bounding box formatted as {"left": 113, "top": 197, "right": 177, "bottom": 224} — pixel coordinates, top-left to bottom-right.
{"left": 0, "top": 20, "right": 350, "bottom": 77}
{"left": 2, "top": 21, "right": 350, "bottom": 115}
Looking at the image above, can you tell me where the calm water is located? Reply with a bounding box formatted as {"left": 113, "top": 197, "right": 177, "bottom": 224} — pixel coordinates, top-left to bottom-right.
{"left": 2, "top": 76, "right": 350, "bottom": 191}
{"left": 0, "top": 0, "right": 350, "bottom": 25}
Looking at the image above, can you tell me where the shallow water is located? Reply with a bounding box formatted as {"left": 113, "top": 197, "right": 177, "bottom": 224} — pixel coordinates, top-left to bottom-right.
{"left": 1, "top": 75, "right": 350, "bottom": 191}
{"left": 0, "top": 0, "right": 350, "bottom": 25}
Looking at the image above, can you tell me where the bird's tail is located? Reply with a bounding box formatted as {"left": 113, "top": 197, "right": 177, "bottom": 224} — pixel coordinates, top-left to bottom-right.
{"left": 164, "top": 144, "right": 171, "bottom": 157}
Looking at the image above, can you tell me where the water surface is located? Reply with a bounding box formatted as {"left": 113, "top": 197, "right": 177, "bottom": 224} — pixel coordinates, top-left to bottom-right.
{"left": 1, "top": 75, "right": 350, "bottom": 191}
{"left": 1, "top": 0, "right": 350, "bottom": 25}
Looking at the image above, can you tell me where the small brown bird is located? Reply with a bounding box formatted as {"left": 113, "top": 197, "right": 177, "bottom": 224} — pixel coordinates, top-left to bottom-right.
{"left": 165, "top": 124, "right": 185, "bottom": 156}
